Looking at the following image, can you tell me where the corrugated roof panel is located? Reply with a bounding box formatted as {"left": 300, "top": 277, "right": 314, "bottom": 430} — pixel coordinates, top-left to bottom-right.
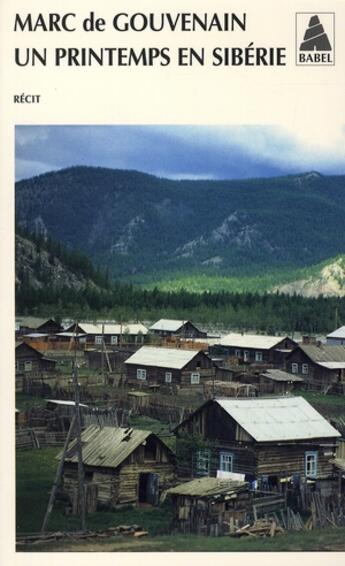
{"left": 327, "top": 326, "right": 345, "bottom": 339}
{"left": 125, "top": 346, "right": 201, "bottom": 369}
{"left": 216, "top": 397, "right": 340, "bottom": 441}
{"left": 102, "top": 323, "right": 148, "bottom": 335}
{"left": 217, "top": 334, "right": 288, "bottom": 350}
{"left": 301, "top": 344, "right": 345, "bottom": 363}
{"left": 149, "top": 319, "right": 187, "bottom": 332}
{"left": 262, "top": 369, "right": 303, "bottom": 382}
{"left": 61, "top": 426, "right": 152, "bottom": 468}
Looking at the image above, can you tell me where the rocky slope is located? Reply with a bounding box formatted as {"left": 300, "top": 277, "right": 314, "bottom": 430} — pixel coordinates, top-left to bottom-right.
{"left": 274, "top": 257, "right": 345, "bottom": 298}
{"left": 15, "top": 234, "right": 100, "bottom": 291}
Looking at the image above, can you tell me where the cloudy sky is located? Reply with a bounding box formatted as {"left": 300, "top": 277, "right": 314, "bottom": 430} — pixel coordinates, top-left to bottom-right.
{"left": 15, "top": 124, "right": 345, "bottom": 181}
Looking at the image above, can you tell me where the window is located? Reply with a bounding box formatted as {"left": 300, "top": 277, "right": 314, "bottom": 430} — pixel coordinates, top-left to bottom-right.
{"left": 235, "top": 349, "right": 241, "bottom": 358}
{"left": 137, "top": 368, "right": 147, "bottom": 380}
{"left": 219, "top": 451, "right": 234, "bottom": 472}
{"left": 305, "top": 451, "right": 318, "bottom": 478}
{"left": 79, "top": 336, "right": 86, "bottom": 344}
{"left": 243, "top": 350, "right": 249, "bottom": 362}
{"left": 24, "top": 361, "right": 32, "bottom": 372}
{"left": 95, "top": 336, "right": 102, "bottom": 345}
{"left": 302, "top": 363, "right": 309, "bottom": 374}
{"left": 255, "top": 351, "right": 263, "bottom": 362}
{"left": 165, "top": 372, "right": 172, "bottom": 383}
{"left": 291, "top": 363, "right": 298, "bottom": 374}
{"left": 196, "top": 449, "right": 210, "bottom": 476}
{"left": 110, "top": 335, "right": 118, "bottom": 345}
{"left": 191, "top": 372, "right": 200, "bottom": 384}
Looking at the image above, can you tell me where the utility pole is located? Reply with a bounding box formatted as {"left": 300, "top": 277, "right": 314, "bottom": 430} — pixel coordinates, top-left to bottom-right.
{"left": 41, "top": 414, "right": 76, "bottom": 532}
{"left": 101, "top": 322, "right": 105, "bottom": 384}
{"left": 335, "top": 306, "right": 339, "bottom": 330}
{"left": 72, "top": 323, "right": 87, "bottom": 531}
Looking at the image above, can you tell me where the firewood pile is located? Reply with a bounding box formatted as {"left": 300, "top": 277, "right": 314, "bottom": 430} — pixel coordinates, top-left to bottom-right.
{"left": 231, "top": 495, "right": 345, "bottom": 538}
{"left": 231, "top": 508, "right": 306, "bottom": 537}
{"left": 231, "top": 518, "right": 284, "bottom": 538}
{"left": 16, "top": 525, "right": 148, "bottom": 546}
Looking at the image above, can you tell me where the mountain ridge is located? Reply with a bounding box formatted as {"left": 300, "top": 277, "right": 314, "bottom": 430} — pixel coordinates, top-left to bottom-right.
{"left": 15, "top": 166, "right": 345, "bottom": 280}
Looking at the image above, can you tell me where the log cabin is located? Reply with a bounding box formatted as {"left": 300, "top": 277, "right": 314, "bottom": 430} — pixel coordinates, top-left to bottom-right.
{"left": 59, "top": 426, "right": 175, "bottom": 508}
{"left": 124, "top": 346, "right": 215, "bottom": 388}
{"left": 210, "top": 334, "right": 296, "bottom": 368}
{"left": 286, "top": 344, "right": 345, "bottom": 394}
{"left": 149, "top": 319, "right": 207, "bottom": 339}
{"left": 174, "top": 397, "right": 341, "bottom": 496}
{"left": 15, "top": 341, "right": 57, "bottom": 376}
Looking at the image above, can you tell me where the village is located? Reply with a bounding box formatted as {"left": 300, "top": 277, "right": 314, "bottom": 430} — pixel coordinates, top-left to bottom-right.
{"left": 15, "top": 316, "right": 345, "bottom": 551}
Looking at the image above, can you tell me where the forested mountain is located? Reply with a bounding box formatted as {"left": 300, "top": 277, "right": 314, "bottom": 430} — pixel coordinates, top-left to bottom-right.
{"left": 15, "top": 230, "right": 345, "bottom": 332}
{"left": 15, "top": 167, "right": 345, "bottom": 279}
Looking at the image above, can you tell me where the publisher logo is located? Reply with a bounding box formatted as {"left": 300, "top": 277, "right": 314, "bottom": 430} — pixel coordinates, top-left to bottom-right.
{"left": 296, "top": 13, "right": 335, "bottom": 65}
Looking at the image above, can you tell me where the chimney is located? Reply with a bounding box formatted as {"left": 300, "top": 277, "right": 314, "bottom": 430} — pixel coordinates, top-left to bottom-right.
{"left": 302, "top": 335, "right": 317, "bottom": 345}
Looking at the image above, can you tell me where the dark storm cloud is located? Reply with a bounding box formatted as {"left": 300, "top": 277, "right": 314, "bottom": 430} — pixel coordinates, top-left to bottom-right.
{"left": 15, "top": 125, "right": 345, "bottom": 181}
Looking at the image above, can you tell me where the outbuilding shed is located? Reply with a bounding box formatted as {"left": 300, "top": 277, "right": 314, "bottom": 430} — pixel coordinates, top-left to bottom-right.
{"left": 59, "top": 425, "right": 175, "bottom": 509}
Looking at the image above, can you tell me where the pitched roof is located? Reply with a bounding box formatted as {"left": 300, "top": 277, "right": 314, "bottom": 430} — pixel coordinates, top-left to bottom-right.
{"left": 59, "top": 426, "right": 155, "bottom": 468}
{"left": 102, "top": 323, "right": 148, "bottom": 335}
{"left": 74, "top": 322, "right": 101, "bottom": 334}
{"left": 124, "top": 346, "right": 202, "bottom": 369}
{"left": 216, "top": 333, "right": 289, "bottom": 350}
{"left": 299, "top": 344, "right": 345, "bottom": 363}
{"left": 149, "top": 319, "right": 189, "bottom": 332}
{"left": 167, "top": 477, "right": 247, "bottom": 498}
{"left": 215, "top": 397, "right": 340, "bottom": 442}
{"left": 16, "top": 316, "right": 50, "bottom": 329}
{"left": 327, "top": 326, "right": 345, "bottom": 340}
{"left": 261, "top": 369, "right": 304, "bottom": 382}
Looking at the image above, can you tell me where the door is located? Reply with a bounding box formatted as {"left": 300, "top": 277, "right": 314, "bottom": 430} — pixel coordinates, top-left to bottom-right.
{"left": 138, "top": 473, "right": 159, "bottom": 505}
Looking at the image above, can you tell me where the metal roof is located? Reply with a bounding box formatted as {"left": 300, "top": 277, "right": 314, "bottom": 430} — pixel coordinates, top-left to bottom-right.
{"left": 216, "top": 333, "right": 288, "bottom": 350}
{"left": 47, "top": 399, "right": 89, "bottom": 408}
{"left": 66, "top": 322, "right": 101, "bottom": 334}
{"left": 167, "top": 477, "right": 247, "bottom": 498}
{"left": 299, "top": 344, "right": 345, "bottom": 363}
{"left": 15, "top": 316, "right": 50, "bottom": 329}
{"left": 56, "top": 332, "right": 87, "bottom": 338}
{"left": 125, "top": 346, "right": 202, "bottom": 369}
{"left": 22, "top": 333, "right": 49, "bottom": 338}
{"left": 261, "top": 369, "right": 304, "bottom": 383}
{"left": 317, "top": 362, "right": 345, "bottom": 370}
{"left": 216, "top": 397, "right": 340, "bottom": 442}
{"left": 59, "top": 426, "right": 154, "bottom": 468}
{"left": 149, "top": 319, "right": 188, "bottom": 332}
{"left": 102, "top": 323, "right": 148, "bottom": 335}
{"left": 327, "top": 326, "right": 345, "bottom": 339}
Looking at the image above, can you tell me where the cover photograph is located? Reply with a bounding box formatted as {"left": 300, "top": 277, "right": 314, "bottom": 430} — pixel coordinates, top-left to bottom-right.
{"left": 1, "top": 0, "right": 345, "bottom": 562}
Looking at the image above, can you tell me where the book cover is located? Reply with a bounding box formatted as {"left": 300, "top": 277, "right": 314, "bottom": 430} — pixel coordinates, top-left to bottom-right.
{"left": 1, "top": 0, "right": 345, "bottom": 563}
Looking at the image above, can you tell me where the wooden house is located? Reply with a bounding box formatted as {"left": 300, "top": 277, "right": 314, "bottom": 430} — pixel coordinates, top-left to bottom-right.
{"left": 36, "top": 318, "right": 63, "bottom": 334}
{"left": 59, "top": 426, "right": 175, "bottom": 508}
{"left": 101, "top": 323, "right": 148, "bottom": 346}
{"left": 327, "top": 326, "right": 345, "bottom": 346}
{"left": 210, "top": 334, "right": 296, "bottom": 368}
{"left": 258, "top": 369, "right": 304, "bottom": 395}
{"left": 15, "top": 342, "right": 57, "bottom": 376}
{"left": 286, "top": 344, "right": 345, "bottom": 394}
{"left": 149, "top": 319, "right": 207, "bottom": 339}
{"left": 125, "top": 346, "right": 215, "bottom": 388}
{"left": 64, "top": 322, "right": 100, "bottom": 347}
{"left": 174, "top": 397, "right": 340, "bottom": 494}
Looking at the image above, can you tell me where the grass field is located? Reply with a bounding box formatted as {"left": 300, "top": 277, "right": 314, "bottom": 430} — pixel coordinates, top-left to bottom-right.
{"left": 16, "top": 447, "right": 345, "bottom": 552}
